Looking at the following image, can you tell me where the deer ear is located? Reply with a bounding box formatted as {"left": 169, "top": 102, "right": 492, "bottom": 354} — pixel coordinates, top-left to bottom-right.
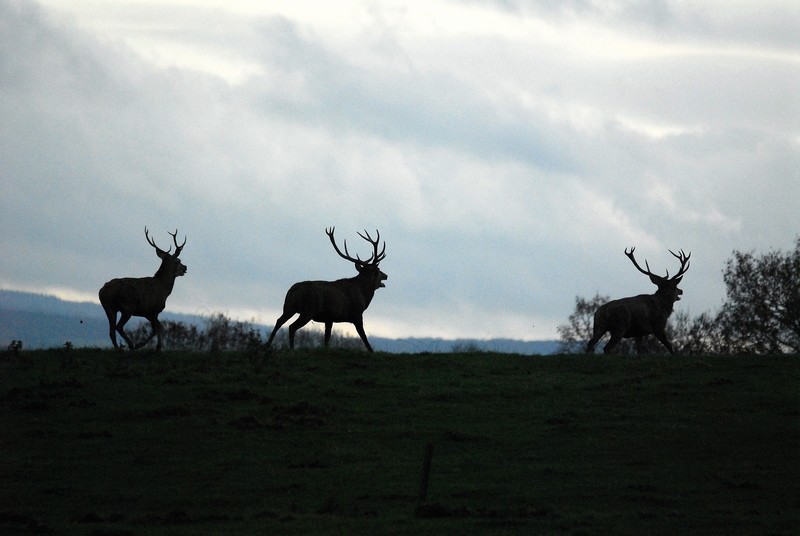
{"left": 649, "top": 274, "right": 665, "bottom": 286}
{"left": 672, "top": 276, "right": 683, "bottom": 285}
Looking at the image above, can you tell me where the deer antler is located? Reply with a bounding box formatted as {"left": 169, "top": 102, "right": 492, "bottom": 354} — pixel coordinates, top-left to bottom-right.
{"left": 626, "top": 247, "right": 691, "bottom": 281}
{"left": 666, "top": 249, "right": 691, "bottom": 280}
{"left": 625, "top": 247, "right": 657, "bottom": 277}
{"left": 326, "top": 227, "right": 385, "bottom": 265}
{"left": 326, "top": 227, "right": 358, "bottom": 264}
{"left": 145, "top": 227, "right": 170, "bottom": 255}
{"left": 357, "top": 229, "right": 386, "bottom": 265}
{"left": 168, "top": 229, "right": 186, "bottom": 256}
{"left": 145, "top": 227, "right": 186, "bottom": 257}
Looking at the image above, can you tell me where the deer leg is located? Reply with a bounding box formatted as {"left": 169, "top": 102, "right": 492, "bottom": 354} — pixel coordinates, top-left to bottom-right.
{"left": 324, "top": 322, "right": 333, "bottom": 347}
{"left": 603, "top": 332, "right": 623, "bottom": 354}
{"left": 654, "top": 331, "right": 675, "bottom": 354}
{"left": 133, "top": 318, "right": 160, "bottom": 350}
{"left": 585, "top": 315, "right": 606, "bottom": 354}
{"left": 585, "top": 330, "right": 604, "bottom": 354}
{"left": 115, "top": 313, "right": 136, "bottom": 351}
{"left": 105, "top": 310, "right": 121, "bottom": 350}
{"left": 353, "top": 319, "right": 374, "bottom": 352}
{"left": 288, "top": 314, "right": 313, "bottom": 349}
{"left": 152, "top": 318, "right": 164, "bottom": 352}
{"left": 266, "top": 312, "right": 294, "bottom": 347}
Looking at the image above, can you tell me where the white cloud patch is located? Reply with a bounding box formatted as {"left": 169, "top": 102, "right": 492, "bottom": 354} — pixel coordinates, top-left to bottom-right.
{"left": 644, "top": 175, "right": 741, "bottom": 233}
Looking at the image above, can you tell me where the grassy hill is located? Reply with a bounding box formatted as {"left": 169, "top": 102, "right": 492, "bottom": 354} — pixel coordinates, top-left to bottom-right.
{"left": 1, "top": 349, "right": 798, "bottom": 535}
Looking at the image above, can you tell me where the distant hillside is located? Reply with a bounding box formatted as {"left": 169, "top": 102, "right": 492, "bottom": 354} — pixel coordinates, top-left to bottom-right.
{"left": 0, "top": 309, "right": 108, "bottom": 349}
{"left": 0, "top": 289, "right": 210, "bottom": 350}
{"left": 0, "top": 289, "right": 104, "bottom": 318}
{"left": 370, "top": 336, "right": 560, "bottom": 355}
{"left": 0, "top": 289, "right": 559, "bottom": 354}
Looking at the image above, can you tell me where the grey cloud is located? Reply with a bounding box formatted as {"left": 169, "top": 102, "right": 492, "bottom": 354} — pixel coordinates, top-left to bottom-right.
{"left": 244, "top": 16, "right": 576, "bottom": 173}
{"left": 467, "top": 0, "right": 800, "bottom": 50}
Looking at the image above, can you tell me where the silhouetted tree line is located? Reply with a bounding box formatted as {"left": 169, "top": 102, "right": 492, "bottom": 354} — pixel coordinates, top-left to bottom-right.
{"left": 559, "top": 238, "right": 800, "bottom": 354}
{"left": 129, "top": 313, "right": 363, "bottom": 352}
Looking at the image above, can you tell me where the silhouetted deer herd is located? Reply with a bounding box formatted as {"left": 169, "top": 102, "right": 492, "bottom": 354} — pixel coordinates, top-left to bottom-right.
{"left": 100, "top": 227, "right": 690, "bottom": 354}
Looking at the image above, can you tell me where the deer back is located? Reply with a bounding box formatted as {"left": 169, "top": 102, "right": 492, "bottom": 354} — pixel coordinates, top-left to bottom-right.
{"left": 100, "top": 276, "right": 165, "bottom": 316}
{"left": 284, "top": 272, "right": 382, "bottom": 323}
{"left": 595, "top": 293, "right": 671, "bottom": 338}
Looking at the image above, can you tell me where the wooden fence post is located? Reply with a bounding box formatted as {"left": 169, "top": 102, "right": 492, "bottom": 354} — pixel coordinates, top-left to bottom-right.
{"left": 417, "top": 443, "right": 434, "bottom": 506}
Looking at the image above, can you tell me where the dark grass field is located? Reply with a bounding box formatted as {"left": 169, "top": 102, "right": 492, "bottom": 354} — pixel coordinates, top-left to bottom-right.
{"left": 1, "top": 349, "right": 798, "bottom": 535}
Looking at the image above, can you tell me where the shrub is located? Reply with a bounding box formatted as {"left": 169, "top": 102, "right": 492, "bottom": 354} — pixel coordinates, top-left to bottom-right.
{"left": 129, "top": 313, "right": 362, "bottom": 352}
{"left": 716, "top": 238, "right": 800, "bottom": 353}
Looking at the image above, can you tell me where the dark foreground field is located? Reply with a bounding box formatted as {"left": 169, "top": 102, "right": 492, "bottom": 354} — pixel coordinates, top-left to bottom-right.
{"left": 1, "top": 349, "right": 798, "bottom": 535}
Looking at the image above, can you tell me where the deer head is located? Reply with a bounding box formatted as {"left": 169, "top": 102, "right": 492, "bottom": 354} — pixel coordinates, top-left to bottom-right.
{"left": 625, "top": 247, "right": 690, "bottom": 302}
{"left": 326, "top": 227, "right": 387, "bottom": 290}
{"left": 145, "top": 227, "right": 187, "bottom": 278}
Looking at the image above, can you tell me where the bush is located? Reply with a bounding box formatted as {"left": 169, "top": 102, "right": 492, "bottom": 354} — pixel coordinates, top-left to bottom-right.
{"left": 557, "top": 294, "right": 608, "bottom": 354}
{"left": 716, "top": 238, "right": 800, "bottom": 353}
{"left": 129, "top": 313, "right": 363, "bottom": 352}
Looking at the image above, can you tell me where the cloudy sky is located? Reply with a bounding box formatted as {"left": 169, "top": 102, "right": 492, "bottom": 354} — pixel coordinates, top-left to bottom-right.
{"left": 1, "top": 0, "right": 798, "bottom": 342}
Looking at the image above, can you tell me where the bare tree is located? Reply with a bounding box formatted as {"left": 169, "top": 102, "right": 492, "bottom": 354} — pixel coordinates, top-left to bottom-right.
{"left": 266, "top": 227, "right": 387, "bottom": 352}
{"left": 99, "top": 228, "right": 187, "bottom": 351}
{"left": 586, "top": 248, "right": 690, "bottom": 354}
{"left": 557, "top": 294, "right": 611, "bottom": 353}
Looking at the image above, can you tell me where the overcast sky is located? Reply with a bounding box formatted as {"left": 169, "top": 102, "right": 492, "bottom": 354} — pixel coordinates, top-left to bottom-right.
{"left": 1, "top": 0, "right": 798, "bottom": 341}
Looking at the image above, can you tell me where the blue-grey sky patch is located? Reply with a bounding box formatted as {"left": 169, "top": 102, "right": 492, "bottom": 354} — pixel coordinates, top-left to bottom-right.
{"left": 1, "top": 0, "right": 797, "bottom": 341}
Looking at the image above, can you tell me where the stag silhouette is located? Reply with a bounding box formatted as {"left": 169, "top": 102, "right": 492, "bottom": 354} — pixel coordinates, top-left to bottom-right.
{"left": 586, "top": 248, "right": 690, "bottom": 354}
{"left": 266, "top": 227, "right": 387, "bottom": 352}
{"left": 99, "top": 228, "right": 187, "bottom": 351}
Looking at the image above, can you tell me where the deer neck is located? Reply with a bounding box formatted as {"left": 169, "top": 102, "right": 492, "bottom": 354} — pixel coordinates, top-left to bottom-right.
{"left": 653, "top": 288, "right": 678, "bottom": 316}
{"left": 153, "top": 264, "right": 178, "bottom": 292}
{"left": 351, "top": 273, "right": 378, "bottom": 303}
